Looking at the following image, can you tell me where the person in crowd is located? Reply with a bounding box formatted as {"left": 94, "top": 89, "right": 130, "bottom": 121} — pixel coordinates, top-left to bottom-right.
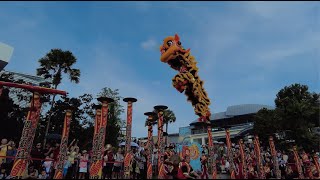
{"left": 5, "top": 141, "right": 16, "bottom": 175}
{"left": 112, "top": 148, "right": 124, "bottom": 179}
{"left": 0, "top": 168, "right": 7, "bottom": 179}
{"left": 0, "top": 139, "right": 9, "bottom": 166}
{"left": 37, "top": 169, "right": 47, "bottom": 179}
{"left": 78, "top": 150, "right": 89, "bottom": 179}
{"left": 177, "top": 155, "right": 200, "bottom": 179}
{"left": 138, "top": 150, "right": 146, "bottom": 179}
{"left": 42, "top": 155, "right": 53, "bottom": 179}
{"left": 25, "top": 164, "right": 39, "bottom": 179}
{"left": 66, "top": 144, "right": 79, "bottom": 179}
{"left": 103, "top": 145, "right": 114, "bottom": 179}
{"left": 152, "top": 148, "right": 158, "bottom": 176}
{"left": 30, "top": 143, "right": 44, "bottom": 172}
{"left": 62, "top": 155, "right": 71, "bottom": 179}
{"left": 200, "top": 151, "right": 208, "bottom": 179}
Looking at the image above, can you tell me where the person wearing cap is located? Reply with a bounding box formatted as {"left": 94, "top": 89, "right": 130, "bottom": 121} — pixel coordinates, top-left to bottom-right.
{"left": 78, "top": 150, "right": 89, "bottom": 179}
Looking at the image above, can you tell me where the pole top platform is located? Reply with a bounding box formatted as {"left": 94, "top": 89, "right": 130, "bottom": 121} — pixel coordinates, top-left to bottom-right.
{"left": 123, "top": 97, "right": 137, "bottom": 103}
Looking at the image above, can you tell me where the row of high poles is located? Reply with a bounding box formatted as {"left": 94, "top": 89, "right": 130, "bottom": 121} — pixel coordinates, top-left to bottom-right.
{"left": 1, "top": 81, "right": 320, "bottom": 179}
{"left": 0, "top": 81, "right": 171, "bottom": 179}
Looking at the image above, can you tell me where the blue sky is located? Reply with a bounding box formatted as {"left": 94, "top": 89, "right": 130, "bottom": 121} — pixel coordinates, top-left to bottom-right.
{"left": 0, "top": 2, "right": 319, "bottom": 138}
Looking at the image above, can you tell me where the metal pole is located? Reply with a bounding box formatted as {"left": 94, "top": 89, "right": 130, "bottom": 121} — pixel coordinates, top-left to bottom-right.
{"left": 254, "top": 135, "right": 266, "bottom": 179}
{"left": 268, "top": 136, "right": 281, "bottom": 179}
{"left": 123, "top": 97, "right": 137, "bottom": 179}
{"left": 89, "top": 105, "right": 101, "bottom": 179}
{"left": 144, "top": 112, "right": 156, "bottom": 179}
{"left": 10, "top": 92, "right": 42, "bottom": 179}
{"left": 239, "top": 139, "right": 248, "bottom": 179}
{"left": 90, "top": 97, "right": 114, "bottom": 179}
{"left": 225, "top": 128, "right": 236, "bottom": 179}
{"left": 293, "top": 146, "right": 305, "bottom": 179}
{"left": 207, "top": 124, "right": 217, "bottom": 179}
{"left": 154, "top": 105, "right": 168, "bottom": 179}
{"left": 53, "top": 109, "right": 73, "bottom": 179}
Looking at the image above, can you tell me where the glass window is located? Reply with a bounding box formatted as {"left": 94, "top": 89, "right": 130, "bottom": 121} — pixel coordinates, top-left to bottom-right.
{"left": 193, "top": 138, "right": 202, "bottom": 145}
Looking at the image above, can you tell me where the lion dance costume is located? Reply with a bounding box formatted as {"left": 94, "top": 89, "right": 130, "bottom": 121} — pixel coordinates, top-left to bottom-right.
{"left": 160, "top": 34, "right": 217, "bottom": 179}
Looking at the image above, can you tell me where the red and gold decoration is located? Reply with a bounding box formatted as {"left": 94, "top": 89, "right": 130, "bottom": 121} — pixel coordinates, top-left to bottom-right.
{"left": 313, "top": 154, "right": 320, "bottom": 179}
{"left": 225, "top": 128, "right": 236, "bottom": 179}
{"left": 207, "top": 125, "right": 217, "bottom": 179}
{"left": 144, "top": 112, "right": 156, "bottom": 179}
{"left": 154, "top": 105, "right": 168, "bottom": 179}
{"left": 89, "top": 105, "right": 102, "bottom": 179}
{"left": 89, "top": 97, "right": 114, "bottom": 179}
{"left": 239, "top": 139, "right": 248, "bottom": 179}
{"left": 159, "top": 34, "right": 216, "bottom": 179}
{"left": 10, "top": 92, "right": 42, "bottom": 179}
{"left": 0, "top": 81, "right": 66, "bottom": 179}
{"left": 254, "top": 135, "right": 266, "bottom": 179}
{"left": 293, "top": 146, "right": 305, "bottom": 179}
{"left": 53, "top": 109, "right": 73, "bottom": 179}
{"left": 123, "top": 97, "right": 137, "bottom": 179}
{"left": 269, "top": 136, "right": 281, "bottom": 179}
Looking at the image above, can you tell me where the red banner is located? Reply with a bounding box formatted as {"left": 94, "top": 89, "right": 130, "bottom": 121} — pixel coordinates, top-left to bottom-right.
{"left": 147, "top": 120, "right": 153, "bottom": 179}
{"left": 225, "top": 129, "right": 235, "bottom": 179}
{"left": 90, "top": 99, "right": 109, "bottom": 179}
{"left": 10, "top": 93, "right": 42, "bottom": 179}
{"left": 53, "top": 110, "right": 72, "bottom": 179}
{"left": 207, "top": 125, "right": 217, "bottom": 179}
{"left": 313, "top": 154, "right": 320, "bottom": 178}
{"left": 293, "top": 146, "right": 305, "bottom": 179}
{"left": 124, "top": 101, "right": 133, "bottom": 179}
{"left": 239, "top": 139, "right": 248, "bottom": 179}
{"left": 269, "top": 136, "right": 281, "bottom": 179}
{"left": 254, "top": 135, "right": 266, "bottom": 179}
{"left": 157, "top": 110, "right": 164, "bottom": 176}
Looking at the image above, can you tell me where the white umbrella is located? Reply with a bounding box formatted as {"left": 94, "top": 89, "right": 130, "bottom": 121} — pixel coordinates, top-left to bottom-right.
{"left": 119, "top": 142, "right": 139, "bottom": 148}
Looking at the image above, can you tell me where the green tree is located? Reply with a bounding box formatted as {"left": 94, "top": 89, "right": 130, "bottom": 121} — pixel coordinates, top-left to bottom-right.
{"left": 97, "top": 87, "right": 124, "bottom": 147}
{"left": 36, "top": 49, "right": 81, "bottom": 146}
{"left": 38, "top": 94, "right": 94, "bottom": 148}
{"left": 253, "top": 83, "right": 320, "bottom": 151}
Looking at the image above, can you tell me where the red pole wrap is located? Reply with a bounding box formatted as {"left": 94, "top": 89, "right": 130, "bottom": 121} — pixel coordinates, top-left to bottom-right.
{"left": 123, "top": 98, "right": 137, "bottom": 179}
{"left": 90, "top": 97, "right": 112, "bottom": 179}
{"left": 269, "top": 136, "right": 281, "bottom": 179}
{"left": 239, "top": 139, "right": 248, "bottom": 179}
{"left": 207, "top": 125, "right": 217, "bottom": 179}
{"left": 226, "top": 129, "right": 236, "bottom": 179}
{"left": 53, "top": 110, "right": 73, "bottom": 179}
{"left": 254, "top": 135, "right": 266, "bottom": 179}
{"left": 10, "top": 92, "right": 42, "bottom": 179}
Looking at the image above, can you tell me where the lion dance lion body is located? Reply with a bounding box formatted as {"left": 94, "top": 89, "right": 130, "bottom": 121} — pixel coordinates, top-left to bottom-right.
{"left": 160, "top": 34, "right": 211, "bottom": 122}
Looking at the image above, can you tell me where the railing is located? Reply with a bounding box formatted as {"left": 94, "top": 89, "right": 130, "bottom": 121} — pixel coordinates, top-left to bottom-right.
{"left": 191, "top": 123, "right": 253, "bottom": 135}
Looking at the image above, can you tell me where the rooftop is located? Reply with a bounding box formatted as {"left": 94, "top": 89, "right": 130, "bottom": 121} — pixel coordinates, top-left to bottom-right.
{"left": 190, "top": 104, "right": 274, "bottom": 125}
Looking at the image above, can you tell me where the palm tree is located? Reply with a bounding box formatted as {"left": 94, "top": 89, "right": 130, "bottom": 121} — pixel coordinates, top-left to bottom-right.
{"left": 36, "top": 49, "right": 80, "bottom": 146}
{"left": 148, "top": 109, "right": 176, "bottom": 144}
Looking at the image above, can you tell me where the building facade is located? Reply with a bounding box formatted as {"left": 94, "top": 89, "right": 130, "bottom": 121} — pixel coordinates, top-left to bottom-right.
{"left": 183, "top": 104, "right": 274, "bottom": 145}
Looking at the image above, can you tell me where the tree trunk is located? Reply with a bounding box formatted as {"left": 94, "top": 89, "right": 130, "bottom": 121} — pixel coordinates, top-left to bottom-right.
{"left": 43, "top": 84, "right": 58, "bottom": 147}
{"left": 165, "top": 122, "right": 169, "bottom": 145}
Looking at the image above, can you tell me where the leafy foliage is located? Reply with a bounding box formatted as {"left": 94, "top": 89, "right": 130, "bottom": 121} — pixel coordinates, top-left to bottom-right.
{"left": 253, "top": 83, "right": 320, "bottom": 151}
{"left": 97, "top": 88, "right": 124, "bottom": 147}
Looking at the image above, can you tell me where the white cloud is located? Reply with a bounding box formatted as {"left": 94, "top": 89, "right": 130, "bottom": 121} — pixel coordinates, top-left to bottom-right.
{"left": 141, "top": 38, "right": 157, "bottom": 51}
